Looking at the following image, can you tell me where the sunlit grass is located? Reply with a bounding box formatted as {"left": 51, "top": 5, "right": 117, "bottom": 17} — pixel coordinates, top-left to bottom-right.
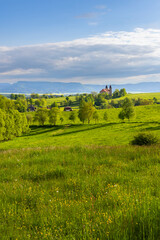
{"left": 0, "top": 146, "right": 160, "bottom": 239}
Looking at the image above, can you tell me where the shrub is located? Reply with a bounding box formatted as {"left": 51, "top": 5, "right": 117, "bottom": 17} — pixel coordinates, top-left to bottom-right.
{"left": 131, "top": 133, "right": 158, "bottom": 146}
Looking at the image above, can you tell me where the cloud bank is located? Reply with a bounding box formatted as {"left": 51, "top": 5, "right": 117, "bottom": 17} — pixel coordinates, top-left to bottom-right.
{"left": 1, "top": 28, "right": 160, "bottom": 84}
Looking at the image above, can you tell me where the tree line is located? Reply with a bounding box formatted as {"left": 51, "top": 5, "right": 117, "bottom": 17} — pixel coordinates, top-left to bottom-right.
{"left": 33, "top": 97, "right": 135, "bottom": 126}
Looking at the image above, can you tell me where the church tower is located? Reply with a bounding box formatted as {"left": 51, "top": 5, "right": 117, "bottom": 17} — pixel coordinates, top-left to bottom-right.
{"left": 109, "top": 85, "right": 112, "bottom": 96}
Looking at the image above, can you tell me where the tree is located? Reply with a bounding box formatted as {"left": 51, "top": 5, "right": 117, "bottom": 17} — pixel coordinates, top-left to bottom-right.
{"left": 0, "top": 109, "right": 29, "bottom": 141}
{"left": 93, "top": 111, "right": 99, "bottom": 124}
{"left": 118, "top": 110, "right": 125, "bottom": 121}
{"left": 0, "top": 109, "right": 6, "bottom": 141}
{"left": 60, "top": 117, "right": 64, "bottom": 125}
{"left": 14, "top": 99, "right": 27, "bottom": 112}
{"left": 34, "top": 108, "right": 48, "bottom": 125}
{"left": 51, "top": 102, "right": 58, "bottom": 108}
{"left": 26, "top": 114, "right": 33, "bottom": 125}
{"left": 95, "top": 94, "right": 106, "bottom": 107}
{"left": 78, "top": 100, "right": 95, "bottom": 124}
{"left": 35, "top": 99, "right": 41, "bottom": 107}
{"left": 5, "top": 112, "right": 16, "bottom": 140}
{"left": 153, "top": 97, "right": 158, "bottom": 104}
{"left": 21, "top": 113, "right": 30, "bottom": 133}
{"left": 10, "top": 94, "right": 15, "bottom": 100}
{"left": 119, "top": 98, "right": 135, "bottom": 121}
{"left": 49, "top": 107, "right": 59, "bottom": 126}
{"left": 69, "top": 111, "right": 76, "bottom": 123}
{"left": 103, "top": 111, "right": 108, "bottom": 122}
{"left": 119, "top": 88, "right": 127, "bottom": 97}
{"left": 11, "top": 110, "right": 23, "bottom": 136}
{"left": 113, "top": 89, "right": 120, "bottom": 98}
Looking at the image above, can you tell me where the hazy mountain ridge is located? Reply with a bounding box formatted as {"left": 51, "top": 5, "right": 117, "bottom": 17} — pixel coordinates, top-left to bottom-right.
{"left": 0, "top": 81, "right": 159, "bottom": 94}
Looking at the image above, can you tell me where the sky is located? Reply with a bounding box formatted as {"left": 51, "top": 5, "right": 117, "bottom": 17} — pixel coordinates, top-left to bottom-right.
{"left": 1, "top": 0, "right": 160, "bottom": 84}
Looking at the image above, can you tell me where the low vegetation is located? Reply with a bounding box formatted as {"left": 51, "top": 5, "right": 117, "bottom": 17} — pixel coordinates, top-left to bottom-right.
{"left": 0, "top": 146, "right": 160, "bottom": 239}
{"left": 131, "top": 132, "right": 158, "bottom": 146}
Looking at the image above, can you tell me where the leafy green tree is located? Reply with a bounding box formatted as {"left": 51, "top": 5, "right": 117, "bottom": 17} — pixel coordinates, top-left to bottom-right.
{"left": 0, "top": 95, "right": 15, "bottom": 111}
{"left": 113, "top": 89, "right": 120, "bottom": 98}
{"left": 0, "top": 109, "right": 6, "bottom": 140}
{"left": 119, "top": 98, "right": 135, "bottom": 121}
{"left": 26, "top": 114, "right": 33, "bottom": 125}
{"left": 69, "top": 111, "right": 76, "bottom": 123}
{"left": 5, "top": 112, "right": 15, "bottom": 140}
{"left": 49, "top": 107, "right": 59, "bottom": 126}
{"left": 35, "top": 99, "right": 41, "bottom": 107}
{"left": 21, "top": 113, "right": 30, "bottom": 133}
{"left": 120, "top": 88, "right": 127, "bottom": 97}
{"left": 95, "top": 94, "right": 106, "bottom": 107}
{"left": 34, "top": 108, "right": 48, "bottom": 126}
{"left": 29, "top": 98, "right": 34, "bottom": 105}
{"left": 78, "top": 100, "right": 95, "bottom": 124}
{"left": 93, "top": 111, "right": 99, "bottom": 123}
{"left": 40, "top": 98, "right": 46, "bottom": 107}
{"left": 15, "top": 99, "right": 27, "bottom": 112}
{"left": 153, "top": 97, "right": 158, "bottom": 103}
{"left": 31, "top": 93, "right": 39, "bottom": 99}
{"left": 10, "top": 94, "right": 15, "bottom": 100}
{"left": 51, "top": 102, "right": 58, "bottom": 108}
{"left": 11, "top": 110, "right": 23, "bottom": 136}
{"left": 103, "top": 111, "right": 108, "bottom": 122}
{"left": 118, "top": 110, "right": 125, "bottom": 121}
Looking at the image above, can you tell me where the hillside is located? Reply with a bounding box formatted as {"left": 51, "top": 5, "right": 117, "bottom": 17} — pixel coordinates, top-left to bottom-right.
{"left": 1, "top": 81, "right": 160, "bottom": 94}
{"left": 1, "top": 104, "right": 160, "bottom": 150}
{"left": 1, "top": 93, "right": 160, "bottom": 239}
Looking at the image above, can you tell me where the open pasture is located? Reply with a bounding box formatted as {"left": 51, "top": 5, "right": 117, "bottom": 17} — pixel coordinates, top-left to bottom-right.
{"left": 1, "top": 96, "right": 160, "bottom": 239}
{"left": 0, "top": 145, "right": 160, "bottom": 239}
{"left": 1, "top": 104, "right": 160, "bottom": 150}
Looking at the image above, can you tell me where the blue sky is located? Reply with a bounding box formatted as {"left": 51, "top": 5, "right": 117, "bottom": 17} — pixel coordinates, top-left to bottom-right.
{"left": 0, "top": 0, "right": 160, "bottom": 84}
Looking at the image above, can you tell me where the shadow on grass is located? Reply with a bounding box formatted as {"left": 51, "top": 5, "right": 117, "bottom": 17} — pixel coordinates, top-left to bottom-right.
{"left": 52, "top": 123, "right": 125, "bottom": 137}
{"left": 144, "top": 125, "right": 160, "bottom": 131}
{"left": 24, "top": 121, "right": 160, "bottom": 138}
{"left": 24, "top": 125, "right": 63, "bottom": 137}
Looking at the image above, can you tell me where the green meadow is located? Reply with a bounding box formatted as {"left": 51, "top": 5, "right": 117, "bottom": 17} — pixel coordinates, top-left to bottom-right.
{"left": 1, "top": 93, "right": 160, "bottom": 239}
{"left": 1, "top": 104, "right": 160, "bottom": 150}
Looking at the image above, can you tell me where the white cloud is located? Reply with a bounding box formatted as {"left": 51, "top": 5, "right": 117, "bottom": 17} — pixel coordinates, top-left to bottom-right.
{"left": 0, "top": 68, "right": 44, "bottom": 76}
{"left": 1, "top": 28, "right": 160, "bottom": 84}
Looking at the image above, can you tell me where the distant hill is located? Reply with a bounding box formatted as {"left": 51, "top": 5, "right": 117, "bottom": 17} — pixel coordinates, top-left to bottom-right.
{"left": 0, "top": 81, "right": 160, "bottom": 94}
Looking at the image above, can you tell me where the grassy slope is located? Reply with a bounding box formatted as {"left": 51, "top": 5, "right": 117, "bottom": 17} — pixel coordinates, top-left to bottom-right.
{"left": 1, "top": 104, "right": 160, "bottom": 150}
{"left": 1, "top": 93, "right": 160, "bottom": 239}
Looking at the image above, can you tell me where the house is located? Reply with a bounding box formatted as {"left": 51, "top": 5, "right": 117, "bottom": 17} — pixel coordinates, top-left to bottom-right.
{"left": 100, "top": 85, "right": 112, "bottom": 96}
{"left": 64, "top": 106, "right": 73, "bottom": 111}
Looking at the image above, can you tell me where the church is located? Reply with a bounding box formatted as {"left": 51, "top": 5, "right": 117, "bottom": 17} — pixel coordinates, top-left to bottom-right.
{"left": 100, "top": 85, "right": 112, "bottom": 96}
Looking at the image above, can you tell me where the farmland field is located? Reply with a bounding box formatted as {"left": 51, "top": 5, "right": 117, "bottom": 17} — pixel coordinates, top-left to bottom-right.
{"left": 1, "top": 93, "right": 160, "bottom": 239}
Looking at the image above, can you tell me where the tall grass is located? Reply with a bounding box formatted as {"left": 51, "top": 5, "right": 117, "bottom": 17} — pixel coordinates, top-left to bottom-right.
{"left": 0, "top": 146, "right": 160, "bottom": 239}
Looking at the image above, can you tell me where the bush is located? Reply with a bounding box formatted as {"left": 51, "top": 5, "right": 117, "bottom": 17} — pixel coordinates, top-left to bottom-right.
{"left": 131, "top": 133, "right": 158, "bottom": 146}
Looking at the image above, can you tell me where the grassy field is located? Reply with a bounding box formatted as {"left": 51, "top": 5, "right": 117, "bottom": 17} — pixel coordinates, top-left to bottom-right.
{"left": 1, "top": 93, "right": 160, "bottom": 239}
{"left": 0, "top": 145, "right": 160, "bottom": 239}
{"left": 1, "top": 104, "right": 160, "bottom": 150}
